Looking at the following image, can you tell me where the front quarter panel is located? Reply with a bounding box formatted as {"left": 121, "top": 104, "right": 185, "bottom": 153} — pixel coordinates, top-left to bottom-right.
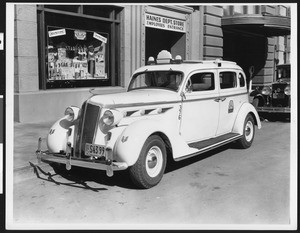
{"left": 113, "top": 119, "right": 196, "bottom": 166}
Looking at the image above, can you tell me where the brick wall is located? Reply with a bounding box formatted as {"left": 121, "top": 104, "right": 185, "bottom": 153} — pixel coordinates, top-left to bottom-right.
{"left": 203, "top": 6, "right": 223, "bottom": 59}
{"left": 14, "top": 5, "right": 39, "bottom": 93}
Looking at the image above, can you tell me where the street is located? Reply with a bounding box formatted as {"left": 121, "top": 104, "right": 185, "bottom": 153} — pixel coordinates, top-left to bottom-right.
{"left": 12, "top": 120, "right": 291, "bottom": 229}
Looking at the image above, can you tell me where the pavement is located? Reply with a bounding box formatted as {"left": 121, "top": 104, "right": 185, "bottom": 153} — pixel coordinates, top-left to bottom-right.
{"left": 13, "top": 121, "right": 54, "bottom": 182}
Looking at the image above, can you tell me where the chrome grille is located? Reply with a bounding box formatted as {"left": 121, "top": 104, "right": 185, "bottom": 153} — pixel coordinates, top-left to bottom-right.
{"left": 75, "top": 101, "right": 101, "bottom": 158}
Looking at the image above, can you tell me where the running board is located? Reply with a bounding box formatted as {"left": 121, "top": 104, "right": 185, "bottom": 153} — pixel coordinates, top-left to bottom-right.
{"left": 175, "top": 133, "right": 242, "bottom": 161}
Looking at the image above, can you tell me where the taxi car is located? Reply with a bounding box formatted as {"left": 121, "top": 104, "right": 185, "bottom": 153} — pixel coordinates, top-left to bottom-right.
{"left": 37, "top": 50, "right": 261, "bottom": 189}
{"left": 251, "top": 64, "right": 290, "bottom": 120}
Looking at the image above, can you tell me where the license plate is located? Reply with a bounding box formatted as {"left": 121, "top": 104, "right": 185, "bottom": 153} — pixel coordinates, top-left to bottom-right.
{"left": 85, "top": 143, "right": 105, "bottom": 157}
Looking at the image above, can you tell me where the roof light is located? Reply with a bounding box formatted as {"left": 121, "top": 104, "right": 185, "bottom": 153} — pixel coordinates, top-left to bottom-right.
{"left": 173, "top": 55, "right": 183, "bottom": 64}
{"left": 157, "top": 50, "right": 172, "bottom": 64}
{"left": 147, "top": 56, "right": 155, "bottom": 65}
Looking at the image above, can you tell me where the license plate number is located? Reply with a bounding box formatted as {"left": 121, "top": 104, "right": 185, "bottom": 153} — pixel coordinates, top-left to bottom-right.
{"left": 85, "top": 143, "right": 105, "bottom": 157}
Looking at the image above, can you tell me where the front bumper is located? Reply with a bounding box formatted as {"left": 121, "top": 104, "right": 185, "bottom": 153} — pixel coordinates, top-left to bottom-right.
{"left": 257, "top": 106, "right": 290, "bottom": 114}
{"left": 36, "top": 138, "right": 128, "bottom": 177}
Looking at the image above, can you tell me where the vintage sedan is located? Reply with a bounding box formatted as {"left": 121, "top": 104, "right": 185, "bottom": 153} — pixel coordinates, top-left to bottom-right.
{"left": 251, "top": 64, "right": 291, "bottom": 120}
{"left": 37, "top": 50, "right": 261, "bottom": 188}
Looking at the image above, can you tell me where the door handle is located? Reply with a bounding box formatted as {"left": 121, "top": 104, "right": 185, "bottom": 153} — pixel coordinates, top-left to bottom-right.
{"left": 214, "top": 97, "right": 226, "bottom": 102}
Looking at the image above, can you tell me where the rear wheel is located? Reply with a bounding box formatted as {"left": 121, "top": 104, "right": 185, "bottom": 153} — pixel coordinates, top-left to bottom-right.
{"left": 237, "top": 114, "right": 255, "bottom": 149}
{"left": 129, "top": 135, "right": 167, "bottom": 189}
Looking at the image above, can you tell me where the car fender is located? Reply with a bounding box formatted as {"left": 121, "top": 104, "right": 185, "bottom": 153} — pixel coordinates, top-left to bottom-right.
{"left": 252, "top": 94, "right": 265, "bottom": 104}
{"left": 113, "top": 119, "right": 196, "bottom": 166}
{"left": 232, "top": 102, "right": 261, "bottom": 135}
{"left": 47, "top": 116, "right": 74, "bottom": 153}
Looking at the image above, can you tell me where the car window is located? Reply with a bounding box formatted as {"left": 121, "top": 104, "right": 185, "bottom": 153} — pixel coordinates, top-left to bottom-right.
{"left": 128, "top": 71, "right": 184, "bottom": 91}
{"left": 238, "top": 73, "right": 245, "bottom": 87}
{"left": 187, "top": 72, "right": 215, "bottom": 92}
{"left": 219, "top": 72, "right": 237, "bottom": 89}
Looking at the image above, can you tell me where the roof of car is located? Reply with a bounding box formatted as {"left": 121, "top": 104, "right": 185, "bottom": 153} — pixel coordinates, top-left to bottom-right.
{"left": 134, "top": 59, "right": 243, "bottom": 74}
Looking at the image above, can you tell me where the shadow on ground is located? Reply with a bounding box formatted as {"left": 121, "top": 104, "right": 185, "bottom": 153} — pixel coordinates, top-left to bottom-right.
{"left": 30, "top": 142, "right": 242, "bottom": 191}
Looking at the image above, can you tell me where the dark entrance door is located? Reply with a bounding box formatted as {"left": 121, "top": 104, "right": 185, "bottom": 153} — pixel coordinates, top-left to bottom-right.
{"left": 223, "top": 30, "right": 268, "bottom": 80}
{"left": 145, "top": 27, "right": 186, "bottom": 61}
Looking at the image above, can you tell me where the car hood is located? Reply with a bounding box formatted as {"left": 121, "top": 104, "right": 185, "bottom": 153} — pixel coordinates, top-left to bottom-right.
{"left": 274, "top": 78, "right": 290, "bottom": 85}
{"left": 88, "top": 89, "right": 180, "bottom": 107}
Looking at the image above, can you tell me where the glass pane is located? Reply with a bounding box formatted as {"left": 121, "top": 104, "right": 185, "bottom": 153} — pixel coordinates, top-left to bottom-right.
{"left": 219, "top": 72, "right": 237, "bottom": 89}
{"left": 46, "top": 26, "right": 108, "bottom": 83}
{"left": 128, "top": 71, "right": 184, "bottom": 91}
{"left": 190, "top": 73, "right": 215, "bottom": 91}
{"left": 44, "top": 5, "right": 80, "bottom": 13}
{"left": 83, "top": 5, "right": 112, "bottom": 18}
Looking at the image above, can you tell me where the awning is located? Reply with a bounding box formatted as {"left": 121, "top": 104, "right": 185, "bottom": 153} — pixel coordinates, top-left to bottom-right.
{"left": 222, "top": 14, "right": 290, "bottom": 37}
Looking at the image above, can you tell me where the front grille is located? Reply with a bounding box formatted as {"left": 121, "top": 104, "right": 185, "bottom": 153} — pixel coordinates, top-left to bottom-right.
{"left": 272, "top": 83, "right": 289, "bottom": 107}
{"left": 74, "top": 101, "right": 101, "bottom": 158}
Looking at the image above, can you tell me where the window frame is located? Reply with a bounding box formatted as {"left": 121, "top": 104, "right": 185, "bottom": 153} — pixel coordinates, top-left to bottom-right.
{"left": 37, "top": 5, "right": 122, "bottom": 90}
{"left": 219, "top": 71, "right": 237, "bottom": 90}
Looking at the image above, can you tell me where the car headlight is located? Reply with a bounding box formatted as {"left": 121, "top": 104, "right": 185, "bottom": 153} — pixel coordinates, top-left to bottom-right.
{"left": 102, "top": 110, "right": 114, "bottom": 126}
{"left": 284, "top": 85, "right": 291, "bottom": 95}
{"left": 261, "top": 86, "right": 271, "bottom": 95}
{"left": 102, "top": 109, "right": 123, "bottom": 127}
{"left": 64, "top": 106, "right": 80, "bottom": 122}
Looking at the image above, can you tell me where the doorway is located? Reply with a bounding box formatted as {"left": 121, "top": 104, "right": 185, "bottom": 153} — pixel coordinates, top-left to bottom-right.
{"left": 145, "top": 27, "right": 186, "bottom": 61}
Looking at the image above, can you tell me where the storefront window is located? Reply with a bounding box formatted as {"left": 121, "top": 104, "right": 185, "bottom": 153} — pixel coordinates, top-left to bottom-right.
{"left": 38, "top": 5, "right": 121, "bottom": 89}
{"left": 47, "top": 26, "right": 108, "bottom": 81}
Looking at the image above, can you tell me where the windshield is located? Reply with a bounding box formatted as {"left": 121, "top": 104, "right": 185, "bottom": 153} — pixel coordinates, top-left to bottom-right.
{"left": 276, "top": 65, "right": 290, "bottom": 81}
{"left": 128, "top": 71, "right": 184, "bottom": 92}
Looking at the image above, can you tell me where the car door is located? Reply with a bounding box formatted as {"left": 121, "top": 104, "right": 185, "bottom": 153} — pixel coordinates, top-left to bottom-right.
{"left": 216, "top": 70, "right": 247, "bottom": 136}
{"left": 180, "top": 70, "right": 219, "bottom": 143}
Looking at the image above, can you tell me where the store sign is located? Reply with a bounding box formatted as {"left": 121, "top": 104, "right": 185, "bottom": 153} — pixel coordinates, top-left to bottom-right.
{"left": 145, "top": 13, "right": 186, "bottom": 33}
{"left": 48, "top": 29, "right": 66, "bottom": 38}
{"left": 93, "top": 32, "right": 107, "bottom": 43}
{"left": 74, "top": 30, "right": 86, "bottom": 40}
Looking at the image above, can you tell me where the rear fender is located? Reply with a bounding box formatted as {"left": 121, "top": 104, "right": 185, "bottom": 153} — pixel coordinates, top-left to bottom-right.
{"left": 232, "top": 103, "right": 261, "bottom": 135}
{"left": 47, "top": 116, "right": 75, "bottom": 153}
{"left": 113, "top": 119, "right": 195, "bottom": 166}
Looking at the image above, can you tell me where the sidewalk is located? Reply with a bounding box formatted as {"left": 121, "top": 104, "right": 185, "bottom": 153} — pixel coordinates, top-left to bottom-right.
{"left": 14, "top": 121, "right": 53, "bottom": 171}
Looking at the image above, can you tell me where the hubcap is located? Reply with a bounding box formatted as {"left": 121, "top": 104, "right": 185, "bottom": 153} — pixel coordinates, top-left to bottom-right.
{"left": 146, "top": 146, "right": 163, "bottom": 178}
{"left": 245, "top": 120, "right": 254, "bottom": 142}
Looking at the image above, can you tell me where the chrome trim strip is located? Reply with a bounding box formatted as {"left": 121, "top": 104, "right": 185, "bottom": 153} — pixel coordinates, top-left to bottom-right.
{"left": 102, "top": 92, "right": 248, "bottom": 109}
{"left": 104, "top": 100, "right": 180, "bottom": 109}
{"left": 38, "top": 152, "right": 128, "bottom": 171}
{"left": 175, "top": 134, "right": 242, "bottom": 162}
{"left": 78, "top": 101, "right": 88, "bottom": 156}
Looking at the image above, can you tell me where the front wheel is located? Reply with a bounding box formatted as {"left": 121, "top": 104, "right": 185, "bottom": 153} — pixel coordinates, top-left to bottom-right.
{"left": 236, "top": 114, "right": 255, "bottom": 149}
{"left": 129, "top": 135, "right": 167, "bottom": 189}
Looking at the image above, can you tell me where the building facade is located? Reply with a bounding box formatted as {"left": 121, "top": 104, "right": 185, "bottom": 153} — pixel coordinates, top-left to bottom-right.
{"left": 13, "top": 4, "right": 290, "bottom": 123}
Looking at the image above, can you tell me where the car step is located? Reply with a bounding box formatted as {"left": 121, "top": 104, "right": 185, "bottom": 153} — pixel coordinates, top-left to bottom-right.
{"left": 175, "top": 133, "right": 242, "bottom": 161}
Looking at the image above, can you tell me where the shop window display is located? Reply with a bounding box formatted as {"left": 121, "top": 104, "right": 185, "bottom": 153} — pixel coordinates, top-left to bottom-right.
{"left": 47, "top": 26, "right": 108, "bottom": 84}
